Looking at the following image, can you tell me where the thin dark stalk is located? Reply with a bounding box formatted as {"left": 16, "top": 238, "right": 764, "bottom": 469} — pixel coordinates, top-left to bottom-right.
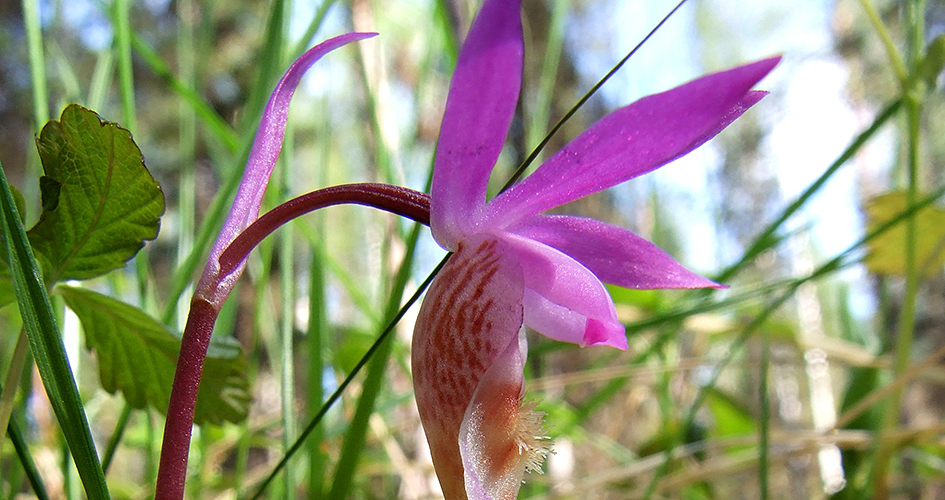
{"left": 500, "top": 0, "right": 688, "bottom": 191}
{"left": 245, "top": 255, "right": 449, "bottom": 500}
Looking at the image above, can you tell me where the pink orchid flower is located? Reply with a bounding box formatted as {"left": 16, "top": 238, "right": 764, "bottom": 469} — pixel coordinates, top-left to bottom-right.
{"left": 410, "top": 0, "right": 778, "bottom": 498}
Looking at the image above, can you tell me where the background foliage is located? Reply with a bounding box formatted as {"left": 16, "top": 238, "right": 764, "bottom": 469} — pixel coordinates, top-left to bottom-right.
{"left": 1, "top": 0, "right": 944, "bottom": 499}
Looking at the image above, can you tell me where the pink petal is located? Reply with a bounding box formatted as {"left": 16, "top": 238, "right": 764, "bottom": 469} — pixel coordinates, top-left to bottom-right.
{"left": 501, "top": 233, "right": 628, "bottom": 349}
{"left": 483, "top": 57, "right": 779, "bottom": 228}
{"left": 412, "top": 234, "right": 525, "bottom": 499}
{"left": 460, "top": 332, "right": 528, "bottom": 500}
{"left": 511, "top": 215, "right": 720, "bottom": 289}
{"left": 198, "top": 32, "right": 376, "bottom": 305}
{"left": 431, "top": 0, "right": 523, "bottom": 249}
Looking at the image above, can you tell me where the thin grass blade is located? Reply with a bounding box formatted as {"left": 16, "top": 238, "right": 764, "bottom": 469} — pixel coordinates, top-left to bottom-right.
{"left": 0, "top": 165, "right": 110, "bottom": 499}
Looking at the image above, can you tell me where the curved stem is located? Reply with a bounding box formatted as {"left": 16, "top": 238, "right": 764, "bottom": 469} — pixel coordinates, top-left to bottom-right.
{"left": 155, "top": 183, "right": 430, "bottom": 500}
{"left": 219, "top": 183, "right": 429, "bottom": 277}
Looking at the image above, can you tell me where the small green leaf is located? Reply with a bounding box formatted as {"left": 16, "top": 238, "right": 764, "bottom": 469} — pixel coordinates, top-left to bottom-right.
{"left": 58, "top": 286, "right": 251, "bottom": 425}
{"left": 705, "top": 388, "right": 757, "bottom": 441}
{"left": 921, "top": 35, "right": 945, "bottom": 87}
{"left": 28, "top": 104, "right": 164, "bottom": 282}
{"left": 864, "top": 191, "right": 945, "bottom": 276}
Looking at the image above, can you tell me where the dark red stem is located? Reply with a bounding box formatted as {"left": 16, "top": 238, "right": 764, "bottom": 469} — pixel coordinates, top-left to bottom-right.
{"left": 155, "top": 183, "right": 430, "bottom": 500}
{"left": 219, "top": 183, "right": 430, "bottom": 277}
{"left": 155, "top": 297, "right": 217, "bottom": 500}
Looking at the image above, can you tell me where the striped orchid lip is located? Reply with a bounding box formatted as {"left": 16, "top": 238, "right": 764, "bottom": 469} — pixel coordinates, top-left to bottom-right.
{"left": 412, "top": 0, "right": 778, "bottom": 498}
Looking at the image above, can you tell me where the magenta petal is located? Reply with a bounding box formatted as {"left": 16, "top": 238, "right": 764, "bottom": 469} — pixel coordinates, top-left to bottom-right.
{"left": 198, "top": 32, "right": 376, "bottom": 305}
{"left": 483, "top": 57, "right": 779, "bottom": 227}
{"left": 430, "top": 0, "right": 523, "bottom": 249}
{"left": 501, "top": 233, "right": 627, "bottom": 349}
{"left": 460, "top": 332, "right": 528, "bottom": 500}
{"left": 511, "top": 215, "right": 720, "bottom": 289}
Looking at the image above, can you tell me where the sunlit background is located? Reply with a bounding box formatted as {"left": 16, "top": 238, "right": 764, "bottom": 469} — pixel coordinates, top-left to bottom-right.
{"left": 1, "top": 0, "right": 944, "bottom": 498}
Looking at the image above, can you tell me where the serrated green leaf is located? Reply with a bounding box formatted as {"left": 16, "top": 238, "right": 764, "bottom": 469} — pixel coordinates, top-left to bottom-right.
{"left": 864, "top": 191, "right": 945, "bottom": 276}
{"left": 27, "top": 104, "right": 164, "bottom": 282}
{"left": 57, "top": 286, "right": 251, "bottom": 425}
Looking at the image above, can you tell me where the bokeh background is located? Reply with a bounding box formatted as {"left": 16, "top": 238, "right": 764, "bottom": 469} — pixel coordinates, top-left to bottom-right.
{"left": 1, "top": 0, "right": 944, "bottom": 498}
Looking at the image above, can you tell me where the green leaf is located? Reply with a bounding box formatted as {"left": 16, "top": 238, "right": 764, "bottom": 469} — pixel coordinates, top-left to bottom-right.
{"left": 864, "top": 191, "right": 945, "bottom": 276}
{"left": 705, "top": 388, "right": 757, "bottom": 441}
{"left": 57, "top": 286, "right": 251, "bottom": 425}
{"left": 921, "top": 35, "right": 945, "bottom": 87}
{"left": 0, "top": 164, "right": 111, "bottom": 499}
{"left": 27, "top": 104, "right": 164, "bottom": 282}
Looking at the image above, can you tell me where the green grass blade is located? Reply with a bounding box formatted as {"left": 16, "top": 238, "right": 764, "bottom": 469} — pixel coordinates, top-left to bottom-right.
{"left": 306, "top": 246, "right": 328, "bottom": 496}
{"left": 327, "top": 223, "right": 423, "bottom": 500}
{"left": 130, "top": 35, "right": 240, "bottom": 151}
{"left": 161, "top": 0, "right": 294, "bottom": 325}
{"left": 0, "top": 165, "right": 110, "bottom": 499}
{"left": 114, "top": 0, "right": 137, "bottom": 132}
{"left": 642, "top": 185, "right": 945, "bottom": 499}
{"left": 278, "top": 137, "right": 296, "bottom": 499}
{"left": 87, "top": 50, "right": 114, "bottom": 111}
{"left": 22, "top": 0, "right": 49, "bottom": 127}
{"left": 290, "top": 0, "right": 338, "bottom": 60}
{"left": 247, "top": 255, "right": 448, "bottom": 500}
{"left": 8, "top": 413, "right": 51, "bottom": 500}
{"left": 715, "top": 98, "right": 902, "bottom": 282}
{"left": 100, "top": 404, "right": 132, "bottom": 474}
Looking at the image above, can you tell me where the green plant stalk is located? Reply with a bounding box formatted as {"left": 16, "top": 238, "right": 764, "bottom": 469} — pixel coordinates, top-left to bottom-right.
{"left": 433, "top": 0, "right": 460, "bottom": 68}
{"left": 306, "top": 97, "right": 333, "bottom": 497}
{"left": 248, "top": 253, "right": 447, "bottom": 500}
{"left": 759, "top": 331, "right": 770, "bottom": 500}
{"left": 130, "top": 35, "right": 239, "bottom": 151}
{"left": 327, "top": 221, "right": 423, "bottom": 500}
{"left": 525, "top": 0, "right": 567, "bottom": 162}
{"left": 873, "top": 95, "right": 923, "bottom": 500}
{"left": 279, "top": 133, "right": 296, "bottom": 499}
{"left": 716, "top": 98, "right": 902, "bottom": 282}
{"left": 87, "top": 50, "right": 115, "bottom": 111}
{"left": 872, "top": 1, "right": 926, "bottom": 492}
{"left": 8, "top": 413, "right": 51, "bottom": 500}
{"left": 0, "top": 330, "right": 29, "bottom": 467}
{"left": 306, "top": 245, "right": 328, "bottom": 496}
{"left": 115, "top": 0, "right": 137, "bottom": 132}
{"left": 856, "top": 0, "right": 909, "bottom": 83}
{"left": 100, "top": 404, "right": 132, "bottom": 473}
{"left": 177, "top": 0, "right": 198, "bottom": 327}
{"left": 0, "top": 165, "right": 110, "bottom": 499}
{"left": 22, "top": 0, "right": 49, "bottom": 127}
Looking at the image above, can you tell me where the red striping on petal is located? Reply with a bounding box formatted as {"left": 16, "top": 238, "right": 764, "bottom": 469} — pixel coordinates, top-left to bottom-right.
{"left": 412, "top": 235, "right": 524, "bottom": 500}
